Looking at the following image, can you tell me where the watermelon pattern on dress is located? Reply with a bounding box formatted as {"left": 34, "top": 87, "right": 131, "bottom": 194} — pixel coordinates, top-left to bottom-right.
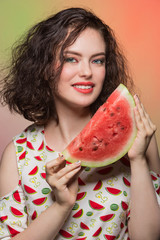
{"left": 0, "top": 124, "right": 160, "bottom": 240}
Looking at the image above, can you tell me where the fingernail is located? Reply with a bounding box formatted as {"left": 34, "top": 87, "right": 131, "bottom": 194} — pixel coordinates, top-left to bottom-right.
{"left": 76, "top": 160, "right": 81, "bottom": 164}
{"left": 59, "top": 153, "right": 64, "bottom": 159}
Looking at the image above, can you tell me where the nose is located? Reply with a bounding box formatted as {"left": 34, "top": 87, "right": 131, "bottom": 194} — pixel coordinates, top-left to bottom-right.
{"left": 79, "top": 60, "right": 92, "bottom": 79}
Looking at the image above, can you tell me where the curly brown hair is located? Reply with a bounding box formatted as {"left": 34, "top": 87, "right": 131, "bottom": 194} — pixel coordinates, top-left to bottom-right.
{"left": 0, "top": 7, "right": 134, "bottom": 125}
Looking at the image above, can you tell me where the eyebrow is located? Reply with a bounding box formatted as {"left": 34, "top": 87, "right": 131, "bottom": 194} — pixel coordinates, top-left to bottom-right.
{"left": 64, "top": 50, "right": 106, "bottom": 58}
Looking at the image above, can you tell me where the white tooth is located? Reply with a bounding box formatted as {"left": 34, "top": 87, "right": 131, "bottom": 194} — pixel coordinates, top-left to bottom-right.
{"left": 74, "top": 85, "right": 92, "bottom": 89}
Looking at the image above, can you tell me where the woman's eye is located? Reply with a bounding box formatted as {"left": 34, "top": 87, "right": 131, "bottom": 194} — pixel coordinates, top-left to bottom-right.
{"left": 65, "top": 57, "right": 77, "bottom": 63}
{"left": 92, "top": 59, "right": 105, "bottom": 64}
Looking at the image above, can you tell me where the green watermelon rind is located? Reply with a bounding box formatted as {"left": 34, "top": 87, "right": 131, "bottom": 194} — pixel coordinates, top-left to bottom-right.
{"left": 63, "top": 84, "right": 137, "bottom": 168}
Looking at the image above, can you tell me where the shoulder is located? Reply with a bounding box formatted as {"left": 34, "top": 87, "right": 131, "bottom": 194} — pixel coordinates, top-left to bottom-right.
{"left": 0, "top": 141, "right": 16, "bottom": 163}
{"left": 13, "top": 123, "right": 42, "bottom": 148}
{"left": 0, "top": 141, "right": 18, "bottom": 197}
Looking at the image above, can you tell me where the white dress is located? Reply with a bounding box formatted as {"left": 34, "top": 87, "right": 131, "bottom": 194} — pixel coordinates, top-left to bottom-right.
{"left": 0, "top": 124, "right": 160, "bottom": 240}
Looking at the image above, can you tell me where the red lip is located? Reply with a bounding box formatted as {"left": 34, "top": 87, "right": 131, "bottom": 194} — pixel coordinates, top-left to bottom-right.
{"left": 72, "top": 82, "right": 95, "bottom": 87}
{"left": 72, "top": 82, "right": 94, "bottom": 94}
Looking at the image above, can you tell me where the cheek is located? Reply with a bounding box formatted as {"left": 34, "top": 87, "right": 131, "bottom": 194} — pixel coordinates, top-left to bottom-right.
{"left": 58, "top": 66, "right": 77, "bottom": 92}
{"left": 97, "top": 68, "right": 106, "bottom": 84}
{"left": 58, "top": 68, "right": 70, "bottom": 87}
{"left": 60, "top": 65, "right": 77, "bottom": 80}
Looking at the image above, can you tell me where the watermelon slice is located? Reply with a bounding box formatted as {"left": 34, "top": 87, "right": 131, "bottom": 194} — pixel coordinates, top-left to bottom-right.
{"left": 63, "top": 84, "right": 136, "bottom": 167}
{"left": 12, "top": 190, "right": 21, "bottom": 204}
{"left": 92, "top": 227, "right": 102, "bottom": 237}
{"left": 72, "top": 209, "right": 83, "bottom": 218}
{"left": 7, "top": 225, "right": 20, "bottom": 237}
{"left": 10, "top": 207, "right": 24, "bottom": 217}
{"left": 0, "top": 216, "right": 8, "bottom": 223}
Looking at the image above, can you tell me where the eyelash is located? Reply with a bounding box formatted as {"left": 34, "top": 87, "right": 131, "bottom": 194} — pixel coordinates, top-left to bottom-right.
{"left": 92, "top": 58, "right": 105, "bottom": 65}
{"left": 64, "top": 57, "right": 77, "bottom": 63}
{"left": 64, "top": 57, "right": 105, "bottom": 65}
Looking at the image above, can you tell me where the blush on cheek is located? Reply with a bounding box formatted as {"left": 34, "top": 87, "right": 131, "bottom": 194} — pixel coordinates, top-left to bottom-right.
{"left": 60, "top": 66, "right": 77, "bottom": 80}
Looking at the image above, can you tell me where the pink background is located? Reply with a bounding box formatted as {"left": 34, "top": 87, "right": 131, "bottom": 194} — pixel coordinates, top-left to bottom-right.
{"left": 0, "top": 0, "right": 160, "bottom": 156}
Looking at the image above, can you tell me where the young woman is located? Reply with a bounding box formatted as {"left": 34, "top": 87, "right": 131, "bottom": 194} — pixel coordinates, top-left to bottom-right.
{"left": 0, "top": 7, "right": 160, "bottom": 240}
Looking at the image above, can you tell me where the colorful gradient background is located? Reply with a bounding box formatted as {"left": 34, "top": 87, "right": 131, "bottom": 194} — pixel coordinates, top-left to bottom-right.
{"left": 0, "top": 0, "right": 160, "bottom": 156}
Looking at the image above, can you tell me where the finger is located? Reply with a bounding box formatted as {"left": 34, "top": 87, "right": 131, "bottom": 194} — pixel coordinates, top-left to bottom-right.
{"left": 134, "top": 95, "right": 151, "bottom": 126}
{"left": 140, "top": 105, "right": 152, "bottom": 132}
{"left": 134, "top": 95, "right": 156, "bottom": 135}
{"left": 134, "top": 106, "right": 144, "bottom": 130}
{"left": 50, "top": 162, "right": 81, "bottom": 190}
{"left": 134, "top": 95, "right": 145, "bottom": 120}
{"left": 135, "top": 96, "right": 156, "bottom": 132}
{"left": 141, "top": 107, "right": 157, "bottom": 132}
{"left": 57, "top": 163, "right": 82, "bottom": 186}
{"left": 140, "top": 102, "right": 152, "bottom": 126}
{"left": 143, "top": 110, "right": 156, "bottom": 134}
{"left": 56, "top": 161, "right": 81, "bottom": 180}
{"left": 47, "top": 161, "right": 81, "bottom": 186}
{"left": 45, "top": 154, "right": 65, "bottom": 175}
{"left": 70, "top": 166, "right": 84, "bottom": 181}
{"left": 53, "top": 154, "right": 67, "bottom": 173}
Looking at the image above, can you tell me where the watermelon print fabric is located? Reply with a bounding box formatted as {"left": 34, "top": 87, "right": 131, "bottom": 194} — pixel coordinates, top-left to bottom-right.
{"left": 0, "top": 124, "right": 160, "bottom": 240}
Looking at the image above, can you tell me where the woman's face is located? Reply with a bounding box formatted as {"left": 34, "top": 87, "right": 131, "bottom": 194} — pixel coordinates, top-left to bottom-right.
{"left": 54, "top": 27, "right": 106, "bottom": 110}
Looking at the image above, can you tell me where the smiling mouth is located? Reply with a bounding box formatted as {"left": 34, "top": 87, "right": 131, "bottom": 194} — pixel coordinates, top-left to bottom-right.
{"left": 72, "top": 85, "right": 93, "bottom": 89}
{"left": 72, "top": 82, "right": 94, "bottom": 88}
{"left": 72, "top": 82, "right": 94, "bottom": 93}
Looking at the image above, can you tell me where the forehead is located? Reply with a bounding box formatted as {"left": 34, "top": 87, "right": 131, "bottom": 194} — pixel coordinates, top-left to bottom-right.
{"left": 65, "top": 28, "right": 106, "bottom": 53}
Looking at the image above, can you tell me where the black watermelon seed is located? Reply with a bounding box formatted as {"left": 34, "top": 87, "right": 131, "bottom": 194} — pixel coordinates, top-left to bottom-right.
{"left": 92, "top": 146, "right": 98, "bottom": 151}
{"left": 113, "top": 132, "right": 118, "bottom": 136}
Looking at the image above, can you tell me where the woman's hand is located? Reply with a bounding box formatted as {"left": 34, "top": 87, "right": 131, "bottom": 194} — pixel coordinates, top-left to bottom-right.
{"left": 128, "top": 95, "right": 156, "bottom": 161}
{"left": 45, "top": 155, "right": 82, "bottom": 208}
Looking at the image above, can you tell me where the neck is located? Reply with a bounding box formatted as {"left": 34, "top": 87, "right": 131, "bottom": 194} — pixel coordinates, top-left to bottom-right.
{"left": 44, "top": 104, "right": 91, "bottom": 152}
{"left": 58, "top": 104, "right": 91, "bottom": 142}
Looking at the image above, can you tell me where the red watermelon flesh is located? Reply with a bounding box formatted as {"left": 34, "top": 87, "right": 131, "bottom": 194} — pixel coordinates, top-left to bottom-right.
{"left": 63, "top": 84, "right": 137, "bottom": 167}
